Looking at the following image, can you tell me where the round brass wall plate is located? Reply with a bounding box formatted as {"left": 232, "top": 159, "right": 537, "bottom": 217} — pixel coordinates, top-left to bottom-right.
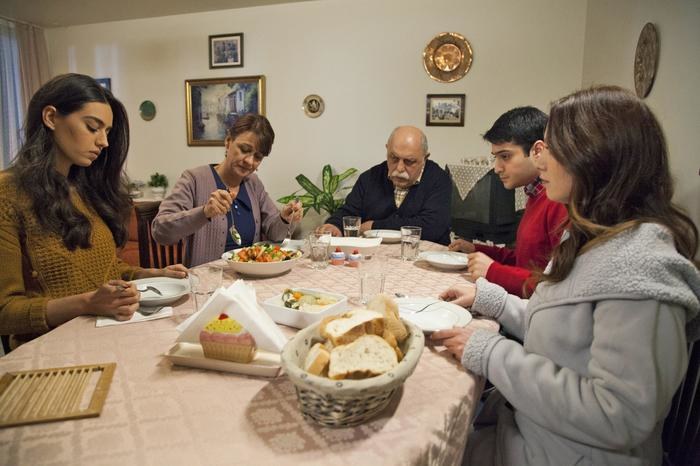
{"left": 302, "top": 94, "right": 324, "bottom": 118}
{"left": 423, "top": 32, "right": 473, "bottom": 83}
{"left": 139, "top": 100, "right": 156, "bottom": 121}
{"left": 634, "top": 23, "right": 659, "bottom": 98}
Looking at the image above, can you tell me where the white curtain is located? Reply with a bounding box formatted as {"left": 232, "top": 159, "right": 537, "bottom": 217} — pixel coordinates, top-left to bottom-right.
{"left": 0, "top": 18, "right": 49, "bottom": 169}
{"left": 0, "top": 19, "right": 23, "bottom": 169}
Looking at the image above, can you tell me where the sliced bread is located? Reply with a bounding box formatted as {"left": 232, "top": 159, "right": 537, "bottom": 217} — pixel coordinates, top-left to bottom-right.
{"left": 367, "top": 294, "right": 408, "bottom": 342}
{"left": 304, "top": 342, "right": 331, "bottom": 376}
{"left": 320, "top": 309, "right": 384, "bottom": 346}
{"left": 328, "top": 334, "right": 399, "bottom": 380}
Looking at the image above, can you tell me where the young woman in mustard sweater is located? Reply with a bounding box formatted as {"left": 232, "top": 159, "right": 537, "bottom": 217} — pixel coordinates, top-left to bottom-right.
{"left": 0, "top": 73, "right": 186, "bottom": 349}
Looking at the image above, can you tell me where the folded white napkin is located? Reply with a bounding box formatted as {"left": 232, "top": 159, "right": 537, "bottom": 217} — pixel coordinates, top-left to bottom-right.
{"left": 96, "top": 307, "right": 173, "bottom": 327}
{"left": 176, "top": 280, "right": 288, "bottom": 353}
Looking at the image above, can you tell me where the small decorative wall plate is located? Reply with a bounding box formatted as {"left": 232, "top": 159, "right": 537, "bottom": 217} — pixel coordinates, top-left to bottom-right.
{"left": 139, "top": 100, "right": 156, "bottom": 121}
{"left": 302, "top": 94, "right": 324, "bottom": 118}
{"left": 423, "top": 32, "right": 473, "bottom": 83}
{"left": 634, "top": 23, "right": 659, "bottom": 98}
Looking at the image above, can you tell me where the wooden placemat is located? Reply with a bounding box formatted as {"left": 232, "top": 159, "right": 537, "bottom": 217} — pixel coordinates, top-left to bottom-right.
{"left": 0, "top": 362, "right": 116, "bottom": 428}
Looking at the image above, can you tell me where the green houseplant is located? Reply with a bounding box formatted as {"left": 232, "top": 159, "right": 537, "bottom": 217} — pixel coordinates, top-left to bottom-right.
{"left": 148, "top": 172, "right": 168, "bottom": 189}
{"left": 277, "top": 164, "right": 357, "bottom": 216}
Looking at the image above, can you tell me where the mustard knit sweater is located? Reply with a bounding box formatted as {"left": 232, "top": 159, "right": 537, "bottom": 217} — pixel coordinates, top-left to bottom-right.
{"left": 0, "top": 172, "right": 139, "bottom": 345}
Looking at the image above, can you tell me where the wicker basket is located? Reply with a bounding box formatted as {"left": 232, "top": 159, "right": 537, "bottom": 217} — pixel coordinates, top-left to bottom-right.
{"left": 281, "top": 318, "right": 425, "bottom": 427}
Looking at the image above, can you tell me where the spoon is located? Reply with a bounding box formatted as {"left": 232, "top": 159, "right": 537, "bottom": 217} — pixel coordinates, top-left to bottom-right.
{"left": 137, "top": 285, "right": 162, "bottom": 296}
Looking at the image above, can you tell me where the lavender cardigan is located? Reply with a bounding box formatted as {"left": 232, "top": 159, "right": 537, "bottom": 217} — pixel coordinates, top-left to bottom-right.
{"left": 151, "top": 165, "right": 290, "bottom": 266}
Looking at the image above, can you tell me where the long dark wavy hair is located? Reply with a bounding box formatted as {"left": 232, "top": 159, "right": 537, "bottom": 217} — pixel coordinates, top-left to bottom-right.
{"left": 543, "top": 86, "right": 698, "bottom": 283}
{"left": 9, "top": 73, "right": 131, "bottom": 250}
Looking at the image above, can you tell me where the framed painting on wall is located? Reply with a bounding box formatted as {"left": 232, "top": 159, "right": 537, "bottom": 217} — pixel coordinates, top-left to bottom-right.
{"left": 185, "top": 75, "right": 265, "bottom": 146}
{"left": 209, "top": 33, "right": 244, "bottom": 69}
{"left": 425, "top": 94, "right": 465, "bottom": 127}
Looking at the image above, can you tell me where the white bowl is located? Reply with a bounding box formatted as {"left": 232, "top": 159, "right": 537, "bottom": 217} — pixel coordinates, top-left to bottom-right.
{"left": 330, "top": 237, "right": 382, "bottom": 257}
{"left": 222, "top": 248, "right": 303, "bottom": 277}
{"left": 262, "top": 288, "right": 348, "bottom": 329}
{"left": 131, "top": 277, "right": 190, "bottom": 306}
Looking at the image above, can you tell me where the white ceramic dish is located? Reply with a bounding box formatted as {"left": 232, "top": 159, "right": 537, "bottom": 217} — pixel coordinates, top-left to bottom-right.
{"left": 363, "top": 229, "right": 402, "bottom": 244}
{"left": 164, "top": 342, "right": 282, "bottom": 377}
{"left": 420, "top": 251, "right": 469, "bottom": 270}
{"left": 222, "top": 247, "right": 303, "bottom": 277}
{"left": 329, "top": 237, "right": 382, "bottom": 256}
{"left": 262, "top": 288, "right": 349, "bottom": 329}
{"left": 395, "top": 297, "right": 472, "bottom": 333}
{"left": 131, "top": 277, "right": 190, "bottom": 307}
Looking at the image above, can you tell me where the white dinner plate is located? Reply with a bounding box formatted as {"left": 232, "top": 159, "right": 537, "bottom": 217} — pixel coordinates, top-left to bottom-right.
{"left": 420, "top": 251, "right": 469, "bottom": 270}
{"left": 131, "top": 277, "right": 190, "bottom": 307}
{"left": 395, "top": 297, "right": 472, "bottom": 333}
{"left": 164, "top": 342, "right": 282, "bottom": 377}
{"left": 363, "top": 229, "right": 402, "bottom": 244}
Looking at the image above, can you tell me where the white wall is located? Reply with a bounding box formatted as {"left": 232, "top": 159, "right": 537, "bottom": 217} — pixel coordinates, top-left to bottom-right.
{"left": 45, "top": 0, "right": 586, "bottom": 204}
{"left": 582, "top": 0, "right": 700, "bottom": 235}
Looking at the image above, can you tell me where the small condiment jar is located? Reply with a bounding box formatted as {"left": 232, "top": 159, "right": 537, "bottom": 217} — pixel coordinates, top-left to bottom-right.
{"left": 330, "top": 247, "right": 346, "bottom": 266}
{"left": 347, "top": 249, "right": 362, "bottom": 267}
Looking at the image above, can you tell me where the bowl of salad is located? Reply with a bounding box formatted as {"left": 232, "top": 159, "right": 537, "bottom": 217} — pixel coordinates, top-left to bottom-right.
{"left": 222, "top": 244, "right": 304, "bottom": 277}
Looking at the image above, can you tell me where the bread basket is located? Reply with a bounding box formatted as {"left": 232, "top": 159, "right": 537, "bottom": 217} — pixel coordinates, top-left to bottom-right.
{"left": 281, "top": 319, "right": 424, "bottom": 427}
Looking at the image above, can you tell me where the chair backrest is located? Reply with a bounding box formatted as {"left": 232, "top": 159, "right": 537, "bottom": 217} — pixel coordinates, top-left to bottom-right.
{"left": 662, "top": 340, "right": 700, "bottom": 466}
{"left": 133, "top": 201, "right": 184, "bottom": 269}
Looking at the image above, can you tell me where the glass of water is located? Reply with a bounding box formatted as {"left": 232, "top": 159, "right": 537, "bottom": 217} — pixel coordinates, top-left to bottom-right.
{"left": 400, "top": 226, "right": 422, "bottom": 261}
{"left": 358, "top": 257, "right": 386, "bottom": 305}
{"left": 188, "top": 265, "right": 223, "bottom": 313}
{"left": 342, "top": 216, "right": 361, "bottom": 237}
{"left": 308, "top": 232, "right": 331, "bottom": 269}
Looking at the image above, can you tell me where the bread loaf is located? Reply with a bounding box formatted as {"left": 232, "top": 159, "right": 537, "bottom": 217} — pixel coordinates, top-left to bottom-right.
{"left": 328, "top": 335, "right": 399, "bottom": 380}
{"left": 367, "top": 294, "right": 408, "bottom": 342}
{"left": 304, "top": 342, "right": 331, "bottom": 376}
{"left": 320, "top": 309, "right": 384, "bottom": 346}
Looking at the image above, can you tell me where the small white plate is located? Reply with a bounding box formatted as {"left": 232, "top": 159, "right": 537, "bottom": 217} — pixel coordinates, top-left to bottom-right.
{"left": 164, "top": 342, "right": 282, "bottom": 377}
{"left": 131, "top": 277, "right": 190, "bottom": 307}
{"left": 420, "top": 251, "right": 469, "bottom": 270}
{"left": 262, "top": 288, "right": 348, "bottom": 329}
{"left": 395, "top": 297, "right": 472, "bottom": 333}
{"left": 363, "top": 229, "right": 402, "bottom": 244}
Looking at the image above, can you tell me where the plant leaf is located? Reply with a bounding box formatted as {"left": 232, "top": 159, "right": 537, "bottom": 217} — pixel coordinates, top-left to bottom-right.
{"left": 337, "top": 168, "right": 358, "bottom": 183}
{"left": 329, "top": 174, "right": 339, "bottom": 194}
{"left": 321, "top": 165, "right": 333, "bottom": 192}
{"left": 296, "top": 174, "right": 322, "bottom": 196}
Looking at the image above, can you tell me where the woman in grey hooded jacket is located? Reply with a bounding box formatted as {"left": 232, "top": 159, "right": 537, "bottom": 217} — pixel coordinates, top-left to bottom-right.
{"left": 432, "top": 86, "right": 700, "bottom": 466}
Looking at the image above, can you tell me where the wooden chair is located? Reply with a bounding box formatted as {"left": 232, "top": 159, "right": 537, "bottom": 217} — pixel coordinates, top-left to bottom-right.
{"left": 662, "top": 340, "right": 700, "bottom": 466}
{"left": 133, "top": 201, "right": 184, "bottom": 268}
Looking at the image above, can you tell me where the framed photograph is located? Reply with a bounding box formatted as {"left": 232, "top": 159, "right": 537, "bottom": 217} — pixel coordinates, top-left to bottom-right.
{"left": 425, "top": 94, "right": 466, "bottom": 127}
{"left": 185, "top": 75, "right": 265, "bottom": 146}
{"left": 209, "top": 33, "right": 244, "bottom": 69}
{"left": 95, "top": 78, "right": 111, "bottom": 90}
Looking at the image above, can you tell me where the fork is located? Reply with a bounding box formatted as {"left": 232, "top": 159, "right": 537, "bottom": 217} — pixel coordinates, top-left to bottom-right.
{"left": 284, "top": 197, "right": 301, "bottom": 243}
{"left": 413, "top": 301, "right": 441, "bottom": 313}
{"left": 137, "top": 285, "right": 162, "bottom": 296}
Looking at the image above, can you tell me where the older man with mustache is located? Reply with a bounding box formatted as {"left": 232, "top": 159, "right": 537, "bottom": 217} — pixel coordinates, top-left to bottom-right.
{"left": 320, "top": 126, "right": 451, "bottom": 245}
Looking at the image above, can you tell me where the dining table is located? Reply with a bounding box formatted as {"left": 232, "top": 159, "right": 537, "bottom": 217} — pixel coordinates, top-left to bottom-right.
{"left": 0, "top": 241, "right": 486, "bottom": 466}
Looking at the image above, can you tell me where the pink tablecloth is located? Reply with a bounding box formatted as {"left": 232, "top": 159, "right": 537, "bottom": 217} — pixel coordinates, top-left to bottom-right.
{"left": 0, "top": 242, "right": 482, "bottom": 466}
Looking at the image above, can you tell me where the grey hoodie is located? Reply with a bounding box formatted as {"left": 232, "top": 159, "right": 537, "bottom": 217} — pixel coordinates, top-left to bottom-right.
{"left": 462, "top": 223, "right": 700, "bottom": 466}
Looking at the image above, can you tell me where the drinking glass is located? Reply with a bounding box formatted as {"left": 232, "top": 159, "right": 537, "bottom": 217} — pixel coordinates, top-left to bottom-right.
{"left": 188, "top": 265, "right": 223, "bottom": 313}
{"left": 400, "top": 226, "right": 422, "bottom": 261}
{"left": 342, "top": 216, "right": 361, "bottom": 237}
{"left": 308, "top": 232, "right": 331, "bottom": 269}
{"left": 358, "top": 257, "right": 386, "bottom": 305}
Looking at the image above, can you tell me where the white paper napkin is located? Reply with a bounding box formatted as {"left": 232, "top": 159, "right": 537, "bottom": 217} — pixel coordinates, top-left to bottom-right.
{"left": 96, "top": 307, "right": 173, "bottom": 327}
{"left": 176, "top": 280, "right": 288, "bottom": 353}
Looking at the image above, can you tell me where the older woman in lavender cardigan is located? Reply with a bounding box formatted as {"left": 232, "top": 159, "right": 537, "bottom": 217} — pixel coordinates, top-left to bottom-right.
{"left": 152, "top": 115, "right": 302, "bottom": 267}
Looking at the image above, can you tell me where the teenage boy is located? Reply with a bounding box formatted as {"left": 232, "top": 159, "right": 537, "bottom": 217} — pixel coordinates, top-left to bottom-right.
{"left": 449, "top": 107, "right": 567, "bottom": 297}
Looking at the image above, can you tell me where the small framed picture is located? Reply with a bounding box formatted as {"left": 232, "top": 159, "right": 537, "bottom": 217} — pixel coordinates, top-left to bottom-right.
{"left": 185, "top": 75, "right": 265, "bottom": 146}
{"left": 209, "top": 33, "right": 244, "bottom": 69}
{"left": 95, "top": 78, "right": 111, "bottom": 90}
{"left": 425, "top": 94, "right": 466, "bottom": 127}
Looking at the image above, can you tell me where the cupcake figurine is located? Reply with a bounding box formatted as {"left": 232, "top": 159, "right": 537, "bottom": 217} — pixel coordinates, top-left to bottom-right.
{"left": 347, "top": 249, "right": 362, "bottom": 267}
{"left": 330, "top": 247, "right": 346, "bottom": 266}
